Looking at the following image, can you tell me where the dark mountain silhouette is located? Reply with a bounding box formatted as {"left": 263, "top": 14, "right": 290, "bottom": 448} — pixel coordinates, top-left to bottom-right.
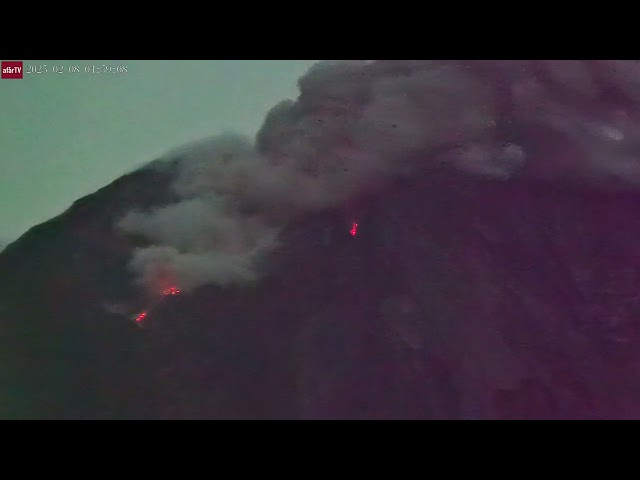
{"left": 3, "top": 155, "right": 640, "bottom": 419}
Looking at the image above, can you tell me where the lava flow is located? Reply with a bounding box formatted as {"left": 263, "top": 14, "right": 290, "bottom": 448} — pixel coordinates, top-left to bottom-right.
{"left": 133, "top": 286, "right": 181, "bottom": 327}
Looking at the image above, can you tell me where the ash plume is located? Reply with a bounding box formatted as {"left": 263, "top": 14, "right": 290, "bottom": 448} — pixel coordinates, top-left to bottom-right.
{"left": 117, "top": 60, "right": 640, "bottom": 293}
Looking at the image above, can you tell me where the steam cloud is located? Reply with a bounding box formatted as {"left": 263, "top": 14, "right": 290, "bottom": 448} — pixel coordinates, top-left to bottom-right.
{"left": 117, "top": 60, "right": 640, "bottom": 293}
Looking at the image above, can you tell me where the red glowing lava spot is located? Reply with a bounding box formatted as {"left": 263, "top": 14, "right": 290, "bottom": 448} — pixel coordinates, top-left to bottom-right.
{"left": 132, "top": 287, "right": 180, "bottom": 327}
{"left": 350, "top": 222, "right": 358, "bottom": 237}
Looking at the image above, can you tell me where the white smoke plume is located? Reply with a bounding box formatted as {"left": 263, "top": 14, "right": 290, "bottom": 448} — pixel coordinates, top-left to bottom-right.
{"left": 117, "top": 60, "right": 640, "bottom": 293}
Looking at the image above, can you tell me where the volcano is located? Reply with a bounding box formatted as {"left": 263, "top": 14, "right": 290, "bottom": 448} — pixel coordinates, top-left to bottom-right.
{"left": 2, "top": 162, "right": 640, "bottom": 419}
{"left": 5, "top": 60, "right": 640, "bottom": 419}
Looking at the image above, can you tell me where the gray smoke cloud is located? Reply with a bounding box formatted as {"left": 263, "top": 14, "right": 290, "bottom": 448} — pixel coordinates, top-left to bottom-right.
{"left": 117, "top": 60, "right": 640, "bottom": 293}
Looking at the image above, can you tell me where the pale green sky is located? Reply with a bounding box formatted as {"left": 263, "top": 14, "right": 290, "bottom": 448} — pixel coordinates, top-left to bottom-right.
{"left": 0, "top": 60, "right": 318, "bottom": 244}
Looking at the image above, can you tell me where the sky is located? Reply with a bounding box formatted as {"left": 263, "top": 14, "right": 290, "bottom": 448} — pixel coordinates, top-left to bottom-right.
{"left": 0, "top": 60, "right": 318, "bottom": 246}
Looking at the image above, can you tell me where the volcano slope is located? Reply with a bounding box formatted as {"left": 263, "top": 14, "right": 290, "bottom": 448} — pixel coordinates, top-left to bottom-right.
{"left": 2, "top": 164, "right": 640, "bottom": 419}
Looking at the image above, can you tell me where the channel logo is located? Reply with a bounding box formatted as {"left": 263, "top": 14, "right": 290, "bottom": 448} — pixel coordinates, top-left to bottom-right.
{"left": 2, "top": 61, "right": 23, "bottom": 79}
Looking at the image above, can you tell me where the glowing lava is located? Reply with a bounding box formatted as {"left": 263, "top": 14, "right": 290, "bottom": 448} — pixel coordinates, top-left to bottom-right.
{"left": 350, "top": 222, "right": 358, "bottom": 237}
{"left": 162, "top": 287, "right": 181, "bottom": 296}
{"left": 133, "top": 287, "right": 180, "bottom": 326}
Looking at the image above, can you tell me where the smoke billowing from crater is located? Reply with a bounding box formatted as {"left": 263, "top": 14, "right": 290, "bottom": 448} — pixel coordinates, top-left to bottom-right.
{"left": 116, "top": 60, "right": 640, "bottom": 293}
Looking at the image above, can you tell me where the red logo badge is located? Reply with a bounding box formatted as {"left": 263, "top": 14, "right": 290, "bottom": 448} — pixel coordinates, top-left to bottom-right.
{"left": 2, "top": 61, "right": 23, "bottom": 79}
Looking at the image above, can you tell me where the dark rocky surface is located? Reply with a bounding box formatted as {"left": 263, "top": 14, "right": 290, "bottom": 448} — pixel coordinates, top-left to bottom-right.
{"left": 2, "top": 161, "right": 640, "bottom": 419}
